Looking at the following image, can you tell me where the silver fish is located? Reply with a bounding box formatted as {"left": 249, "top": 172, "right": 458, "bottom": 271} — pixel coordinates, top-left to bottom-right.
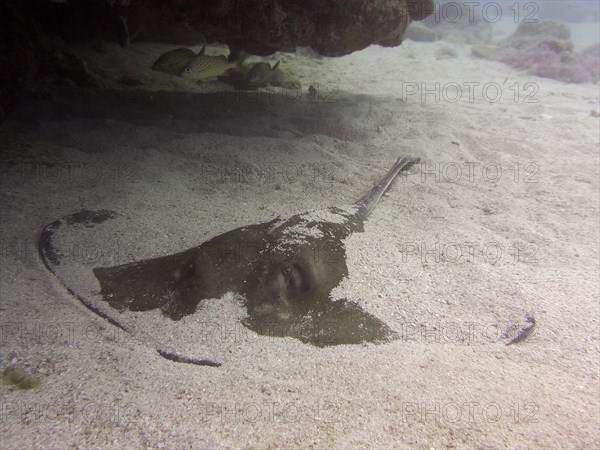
{"left": 245, "top": 61, "right": 280, "bottom": 86}
{"left": 244, "top": 61, "right": 300, "bottom": 89}
{"left": 152, "top": 45, "right": 206, "bottom": 75}
{"left": 271, "top": 63, "right": 301, "bottom": 89}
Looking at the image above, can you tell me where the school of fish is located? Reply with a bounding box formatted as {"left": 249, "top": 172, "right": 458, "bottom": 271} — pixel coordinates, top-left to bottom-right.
{"left": 151, "top": 45, "right": 301, "bottom": 89}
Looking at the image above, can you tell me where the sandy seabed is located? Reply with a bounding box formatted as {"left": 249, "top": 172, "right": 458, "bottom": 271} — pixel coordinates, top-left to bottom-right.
{"left": 0, "top": 40, "right": 598, "bottom": 448}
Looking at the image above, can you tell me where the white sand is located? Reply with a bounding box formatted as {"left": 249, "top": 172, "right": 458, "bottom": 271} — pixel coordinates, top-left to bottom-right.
{"left": 1, "top": 39, "right": 598, "bottom": 448}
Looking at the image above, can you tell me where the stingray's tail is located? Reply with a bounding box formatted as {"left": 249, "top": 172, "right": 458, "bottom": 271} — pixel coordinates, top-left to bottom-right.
{"left": 354, "top": 156, "right": 420, "bottom": 217}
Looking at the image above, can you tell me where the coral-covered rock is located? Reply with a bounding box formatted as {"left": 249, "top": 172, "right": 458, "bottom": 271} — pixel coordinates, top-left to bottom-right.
{"left": 34, "top": 0, "right": 434, "bottom": 56}
{"left": 472, "top": 20, "right": 599, "bottom": 84}
{"left": 130, "top": 0, "right": 435, "bottom": 56}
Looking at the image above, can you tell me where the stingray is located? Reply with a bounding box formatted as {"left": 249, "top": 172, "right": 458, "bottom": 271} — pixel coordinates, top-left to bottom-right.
{"left": 39, "top": 156, "right": 420, "bottom": 366}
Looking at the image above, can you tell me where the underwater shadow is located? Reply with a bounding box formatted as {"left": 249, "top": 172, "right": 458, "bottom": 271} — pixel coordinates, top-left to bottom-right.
{"left": 10, "top": 87, "right": 400, "bottom": 143}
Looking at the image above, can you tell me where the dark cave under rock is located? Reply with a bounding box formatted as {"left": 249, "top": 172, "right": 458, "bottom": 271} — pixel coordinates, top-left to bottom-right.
{"left": 34, "top": 0, "right": 435, "bottom": 56}
{"left": 0, "top": 0, "right": 435, "bottom": 122}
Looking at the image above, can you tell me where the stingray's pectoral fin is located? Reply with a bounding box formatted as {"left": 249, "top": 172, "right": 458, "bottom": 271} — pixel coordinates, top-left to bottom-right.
{"left": 242, "top": 297, "right": 397, "bottom": 347}
{"left": 308, "top": 299, "right": 397, "bottom": 347}
{"left": 39, "top": 209, "right": 223, "bottom": 366}
{"left": 93, "top": 248, "right": 203, "bottom": 321}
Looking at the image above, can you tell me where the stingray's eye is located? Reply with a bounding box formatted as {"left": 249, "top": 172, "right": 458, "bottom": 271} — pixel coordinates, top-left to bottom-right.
{"left": 184, "top": 67, "right": 192, "bottom": 73}
{"left": 281, "top": 264, "right": 292, "bottom": 277}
